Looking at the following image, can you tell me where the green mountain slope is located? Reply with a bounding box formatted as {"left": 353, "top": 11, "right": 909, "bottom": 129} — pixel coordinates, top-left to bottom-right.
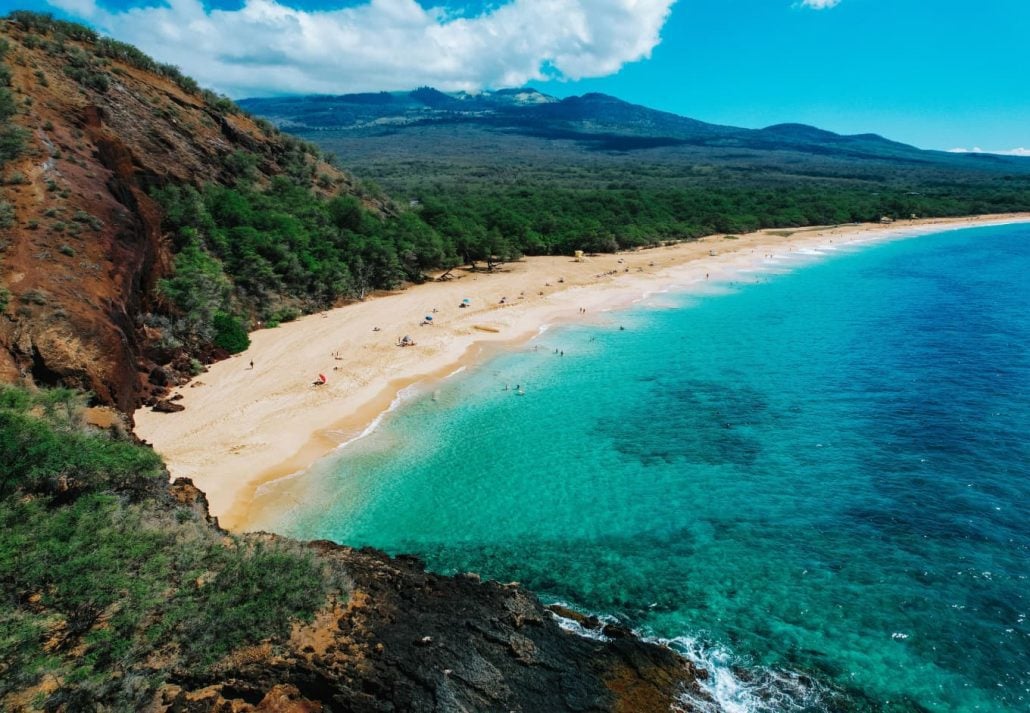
{"left": 239, "top": 88, "right": 1029, "bottom": 173}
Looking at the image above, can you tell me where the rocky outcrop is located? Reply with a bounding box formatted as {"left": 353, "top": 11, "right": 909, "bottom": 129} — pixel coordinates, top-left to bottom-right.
{"left": 153, "top": 480, "right": 709, "bottom": 712}
{"left": 154, "top": 543, "right": 705, "bottom": 712}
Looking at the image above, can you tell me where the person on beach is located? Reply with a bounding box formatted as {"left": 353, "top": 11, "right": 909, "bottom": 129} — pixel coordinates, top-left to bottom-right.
{"left": 249, "top": 360, "right": 254, "bottom": 369}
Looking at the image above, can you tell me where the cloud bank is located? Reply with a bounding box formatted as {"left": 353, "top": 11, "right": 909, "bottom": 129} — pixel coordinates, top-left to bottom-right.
{"left": 47, "top": 0, "right": 677, "bottom": 97}
{"left": 801, "top": 0, "right": 841, "bottom": 9}
{"left": 948, "top": 147, "right": 1030, "bottom": 157}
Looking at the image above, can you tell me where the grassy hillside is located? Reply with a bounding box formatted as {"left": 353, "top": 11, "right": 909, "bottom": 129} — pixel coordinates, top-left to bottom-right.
{"left": 0, "top": 385, "right": 340, "bottom": 709}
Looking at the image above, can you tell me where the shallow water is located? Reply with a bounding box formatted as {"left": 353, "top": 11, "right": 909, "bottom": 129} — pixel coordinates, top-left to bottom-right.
{"left": 262, "top": 224, "right": 1030, "bottom": 712}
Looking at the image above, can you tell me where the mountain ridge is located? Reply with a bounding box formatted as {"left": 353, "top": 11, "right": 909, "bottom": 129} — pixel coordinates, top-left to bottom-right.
{"left": 239, "top": 87, "right": 1029, "bottom": 170}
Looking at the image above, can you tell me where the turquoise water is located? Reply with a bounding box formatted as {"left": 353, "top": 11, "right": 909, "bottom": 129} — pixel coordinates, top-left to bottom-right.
{"left": 263, "top": 224, "right": 1030, "bottom": 712}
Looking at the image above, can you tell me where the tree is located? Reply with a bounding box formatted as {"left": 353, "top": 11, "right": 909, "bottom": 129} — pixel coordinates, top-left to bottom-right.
{"left": 483, "top": 229, "right": 519, "bottom": 272}
{"left": 157, "top": 243, "right": 232, "bottom": 348}
{"left": 212, "top": 313, "right": 250, "bottom": 354}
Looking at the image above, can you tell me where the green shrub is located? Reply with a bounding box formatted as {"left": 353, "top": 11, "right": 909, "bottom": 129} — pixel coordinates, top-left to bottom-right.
{"left": 223, "top": 150, "right": 258, "bottom": 183}
{"left": 0, "top": 385, "right": 339, "bottom": 707}
{"left": 63, "top": 64, "right": 110, "bottom": 93}
{"left": 19, "top": 289, "right": 47, "bottom": 305}
{"left": 157, "top": 242, "right": 232, "bottom": 347}
{"left": 162, "top": 542, "right": 328, "bottom": 664}
{"left": 0, "top": 408, "right": 163, "bottom": 500}
{"left": 0, "top": 200, "right": 14, "bottom": 228}
{"left": 0, "top": 125, "right": 25, "bottom": 167}
{"left": 212, "top": 312, "right": 249, "bottom": 354}
{"left": 268, "top": 306, "right": 300, "bottom": 324}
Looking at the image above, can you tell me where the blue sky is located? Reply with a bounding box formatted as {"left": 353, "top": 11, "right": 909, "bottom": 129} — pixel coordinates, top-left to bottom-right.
{"left": 9, "top": 0, "right": 1028, "bottom": 152}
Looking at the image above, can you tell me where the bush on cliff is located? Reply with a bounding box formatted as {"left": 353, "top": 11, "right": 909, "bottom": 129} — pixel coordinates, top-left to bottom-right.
{"left": 0, "top": 385, "right": 343, "bottom": 709}
{"left": 0, "top": 38, "right": 26, "bottom": 168}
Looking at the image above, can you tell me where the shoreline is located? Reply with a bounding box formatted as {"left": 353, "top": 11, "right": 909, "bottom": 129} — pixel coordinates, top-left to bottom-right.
{"left": 134, "top": 213, "right": 1030, "bottom": 530}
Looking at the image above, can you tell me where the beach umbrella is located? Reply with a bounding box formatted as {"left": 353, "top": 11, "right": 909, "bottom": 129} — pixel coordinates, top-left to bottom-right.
{"left": 462, "top": 298, "right": 470, "bottom": 303}
{"left": 425, "top": 315, "right": 433, "bottom": 321}
{"left": 318, "top": 373, "right": 327, "bottom": 384}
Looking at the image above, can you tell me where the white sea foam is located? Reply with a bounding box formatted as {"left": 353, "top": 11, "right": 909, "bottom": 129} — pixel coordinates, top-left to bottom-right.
{"left": 656, "top": 635, "right": 827, "bottom": 713}
{"left": 548, "top": 605, "right": 829, "bottom": 713}
{"left": 332, "top": 384, "right": 420, "bottom": 454}
{"left": 255, "top": 384, "right": 423, "bottom": 501}
{"left": 549, "top": 613, "right": 611, "bottom": 642}
{"left": 253, "top": 467, "right": 307, "bottom": 498}
{"left": 545, "top": 601, "right": 620, "bottom": 642}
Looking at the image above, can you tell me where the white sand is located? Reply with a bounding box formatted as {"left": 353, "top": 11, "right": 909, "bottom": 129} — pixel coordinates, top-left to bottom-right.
{"left": 134, "top": 214, "right": 1030, "bottom": 530}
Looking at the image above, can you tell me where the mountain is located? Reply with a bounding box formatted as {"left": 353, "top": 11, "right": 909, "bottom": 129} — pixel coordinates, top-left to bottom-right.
{"left": 239, "top": 87, "right": 1029, "bottom": 257}
{"left": 239, "top": 87, "right": 1029, "bottom": 171}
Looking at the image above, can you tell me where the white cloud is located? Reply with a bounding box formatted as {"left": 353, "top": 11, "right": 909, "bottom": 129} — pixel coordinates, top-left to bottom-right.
{"left": 46, "top": 0, "right": 677, "bottom": 97}
{"left": 800, "top": 0, "right": 841, "bottom": 9}
{"left": 948, "top": 147, "right": 1030, "bottom": 157}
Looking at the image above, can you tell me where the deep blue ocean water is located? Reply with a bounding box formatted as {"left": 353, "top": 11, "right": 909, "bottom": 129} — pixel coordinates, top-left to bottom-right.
{"left": 260, "top": 224, "right": 1030, "bottom": 711}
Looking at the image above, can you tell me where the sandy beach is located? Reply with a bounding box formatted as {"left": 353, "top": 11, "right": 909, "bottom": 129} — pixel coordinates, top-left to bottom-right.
{"left": 134, "top": 213, "right": 1030, "bottom": 530}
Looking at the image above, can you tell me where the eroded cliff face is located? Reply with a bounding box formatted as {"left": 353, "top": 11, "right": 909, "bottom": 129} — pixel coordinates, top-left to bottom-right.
{"left": 0, "top": 19, "right": 362, "bottom": 416}
{"left": 150, "top": 481, "right": 708, "bottom": 713}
